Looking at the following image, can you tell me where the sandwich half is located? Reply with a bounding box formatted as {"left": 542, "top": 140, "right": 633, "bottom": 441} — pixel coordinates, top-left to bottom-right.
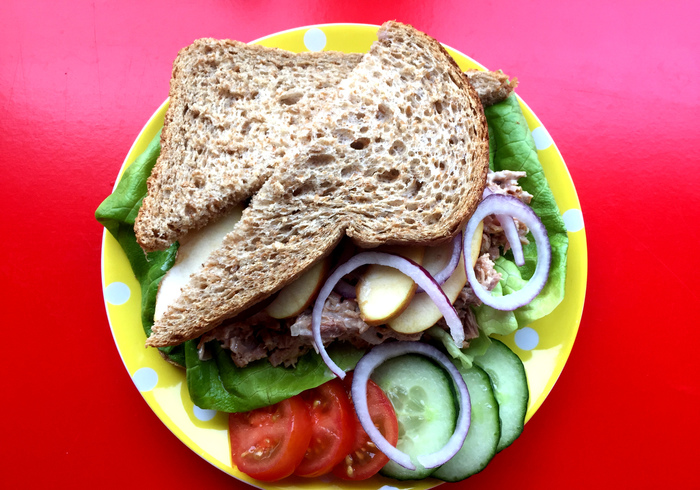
{"left": 146, "top": 21, "right": 490, "bottom": 348}
{"left": 134, "top": 40, "right": 362, "bottom": 252}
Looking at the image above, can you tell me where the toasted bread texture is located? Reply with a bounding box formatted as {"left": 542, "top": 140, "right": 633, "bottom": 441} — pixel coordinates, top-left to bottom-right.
{"left": 146, "top": 21, "right": 490, "bottom": 347}
{"left": 134, "top": 39, "right": 362, "bottom": 252}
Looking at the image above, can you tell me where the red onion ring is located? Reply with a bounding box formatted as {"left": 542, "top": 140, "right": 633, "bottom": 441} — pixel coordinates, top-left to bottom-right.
{"left": 497, "top": 214, "right": 525, "bottom": 266}
{"left": 485, "top": 188, "right": 525, "bottom": 266}
{"left": 351, "top": 342, "right": 471, "bottom": 470}
{"left": 333, "top": 279, "right": 357, "bottom": 298}
{"left": 415, "top": 232, "right": 462, "bottom": 294}
{"left": 463, "top": 194, "right": 551, "bottom": 310}
{"left": 312, "top": 252, "right": 465, "bottom": 379}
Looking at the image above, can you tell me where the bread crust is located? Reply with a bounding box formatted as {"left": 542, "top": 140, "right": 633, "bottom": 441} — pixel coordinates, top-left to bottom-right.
{"left": 146, "top": 21, "right": 489, "bottom": 348}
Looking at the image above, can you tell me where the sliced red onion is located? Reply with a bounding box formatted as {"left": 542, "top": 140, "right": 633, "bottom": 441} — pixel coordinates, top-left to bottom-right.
{"left": 351, "top": 342, "right": 471, "bottom": 470}
{"left": 485, "top": 188, "right": 525, "bottom": 266}
{"left": 333, "top": 279, "right": 357, "bottom": 298}
{"left": 497, "top": 214, "right": 525, "bottom": 266}
{"left": 415, "top": 232, "right": 462, "bottom": 294}
{"left": 464, "top": 194, "right": 551, "bottom": 310}
{"left": 312, "top": 252, "right": 465, "bottom": 379}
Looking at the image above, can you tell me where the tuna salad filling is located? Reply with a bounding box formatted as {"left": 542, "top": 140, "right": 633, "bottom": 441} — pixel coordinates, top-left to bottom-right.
{"left": 200, "top": 169, "right": 533, "bottom": 368}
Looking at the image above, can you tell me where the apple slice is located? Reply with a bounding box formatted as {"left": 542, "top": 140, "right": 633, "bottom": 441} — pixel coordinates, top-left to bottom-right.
{"left": 356, "top": 246, "right": 425, "bottom": 326}
{"left": 388, "top": 255, "right": 467, "bottom": 334}
{"left": 387, "top": 223, "right": 484, "bottom": 334}
{"left": 470, "top": 221, "right": 484, "bottom": 268}
{"left": 422, "top": 238, "right": 459, "bottom": 277}
{"left": 266, "top": 257, "right": 330, "bottom": 319}
{"left": 154, "top": 207, "right": 243, "bottom": 322}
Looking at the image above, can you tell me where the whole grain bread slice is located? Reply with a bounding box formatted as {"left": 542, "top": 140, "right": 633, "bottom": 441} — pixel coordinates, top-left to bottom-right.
{"left": 146, "top": 21, "right": 490, "bottom": 348}
{"left": 134, "top": 39, "right": 362, "bottom": 252}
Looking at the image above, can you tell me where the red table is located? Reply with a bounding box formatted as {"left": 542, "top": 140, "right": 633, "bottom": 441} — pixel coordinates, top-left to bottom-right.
{"left": 2, "top": 1, "right": 698, "bottom": 488}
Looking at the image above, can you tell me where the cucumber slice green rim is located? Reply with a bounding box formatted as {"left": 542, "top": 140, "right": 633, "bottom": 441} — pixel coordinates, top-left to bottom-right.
{"left": 432, "top": 364, "right": 501, "bottom": 481}
{"left": 473, "top": 338, "right": 529, "bottom": 452}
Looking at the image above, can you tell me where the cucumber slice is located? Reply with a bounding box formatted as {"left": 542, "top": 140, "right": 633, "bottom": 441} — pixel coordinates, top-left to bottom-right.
{"left": 432, "top": 365, "right": 500, "bottom": 481}
{"left": 371, "top": 354, "right": 457, "bottom": 480}
{"left": 473, "top": 339, "right": 529, "bottom": 452}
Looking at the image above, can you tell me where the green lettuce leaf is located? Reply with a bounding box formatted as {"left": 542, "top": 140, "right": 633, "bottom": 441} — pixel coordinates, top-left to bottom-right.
{"left": 186, "top": 341, "right": 365, "bottom": 412}
{"left": 476, "top": 96, "right": 569, "bottom": 332}
{"left": 427, "top": 326, "right": 492, "bottom": 370}
{"left": 95, "top": 132, "right": 184, "bottom": 365}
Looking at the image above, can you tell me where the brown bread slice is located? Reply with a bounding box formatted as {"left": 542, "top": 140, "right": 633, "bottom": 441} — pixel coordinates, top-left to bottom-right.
{"left": 134, "top": 39, "right": 362, "bottom": 252}
{"left": 146, "top": 21, "right": 490, "bottom": 348}
{"left": 134, "top": 38, "right": 512, "bottom": 253}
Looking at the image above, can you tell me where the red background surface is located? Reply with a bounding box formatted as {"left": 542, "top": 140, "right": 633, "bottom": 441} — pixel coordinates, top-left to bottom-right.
{"left": 1, "top": 1, "right": 699, "bottom": 488}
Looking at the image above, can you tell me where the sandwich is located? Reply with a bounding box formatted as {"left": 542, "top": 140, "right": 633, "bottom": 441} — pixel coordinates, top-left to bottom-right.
{"left": 96, "top": 20, "right": 569, "bottom": 480}
{"left": 133, "top": 34, "right": 517, "bottom": 255}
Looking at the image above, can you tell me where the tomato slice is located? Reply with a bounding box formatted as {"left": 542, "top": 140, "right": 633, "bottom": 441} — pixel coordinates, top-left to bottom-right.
{"left": 332, "top": 373, "right": 400, "bottom": 481}
{"left": 294, "top": 379, "right": 356, "bottom": 477}
{"left": 229, "top": 395, "right": 311, "bottom": 481}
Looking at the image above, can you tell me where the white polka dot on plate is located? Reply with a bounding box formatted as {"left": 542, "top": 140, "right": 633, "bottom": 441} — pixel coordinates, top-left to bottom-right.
{"left": 378, "top": 486, "right": 401, "bottom": 490}
{"left": 193, "top": 405, "right": 217, "bottom": 422}
{"left": 132, "top": 367, "right": 158, "bottom": 392}
{"left": 304, "top": 28, "right": 327, "bottom": 51}
{"left": 531, "top": 126, "right": 553, "bottom": 150}
{"left": 514, "top": 327, "right": 539, "bottom": 351}
{"left": 104, "top": 282, "right": 130, "bottom": 305}
{"left": 562, "top": 208, "right": 584, "bottom": 232}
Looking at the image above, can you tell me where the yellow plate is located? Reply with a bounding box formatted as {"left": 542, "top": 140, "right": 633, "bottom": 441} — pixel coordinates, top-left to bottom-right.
{"left": 100, "top": 23, "right": 587, "bottom": 490}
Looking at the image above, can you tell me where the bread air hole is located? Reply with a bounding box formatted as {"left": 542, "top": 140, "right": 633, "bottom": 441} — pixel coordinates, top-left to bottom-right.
{"left": 423, "top": 211, "right": 442, "bottom": 225}
{"left": 376, "top": 103, "right": 392, "bottom": 121}
{"left": 292, "top": 183, "right": 314, "bottom": 197}
{"left": 334, "top": 129, "right": 355, "bottom": 144}
{"left": 350, "top": 138, "right": 370, "bottom": 150}
{"left": 341, "top": 165, "right": 358, "bottom": 178}
{"left": 279, "top": 91, "right": 303, "bottom": 105}
{"left": 389, "top": 140, "right": 406, "bottom": 156}
{"left": 306, "top": 154, "right": 335, "bottom": 166}
{"left": 225, "top": 91, "right": 244, "bottom": 101}
{"left": 376, "top": 168, "right": 400, "bottom": 183}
